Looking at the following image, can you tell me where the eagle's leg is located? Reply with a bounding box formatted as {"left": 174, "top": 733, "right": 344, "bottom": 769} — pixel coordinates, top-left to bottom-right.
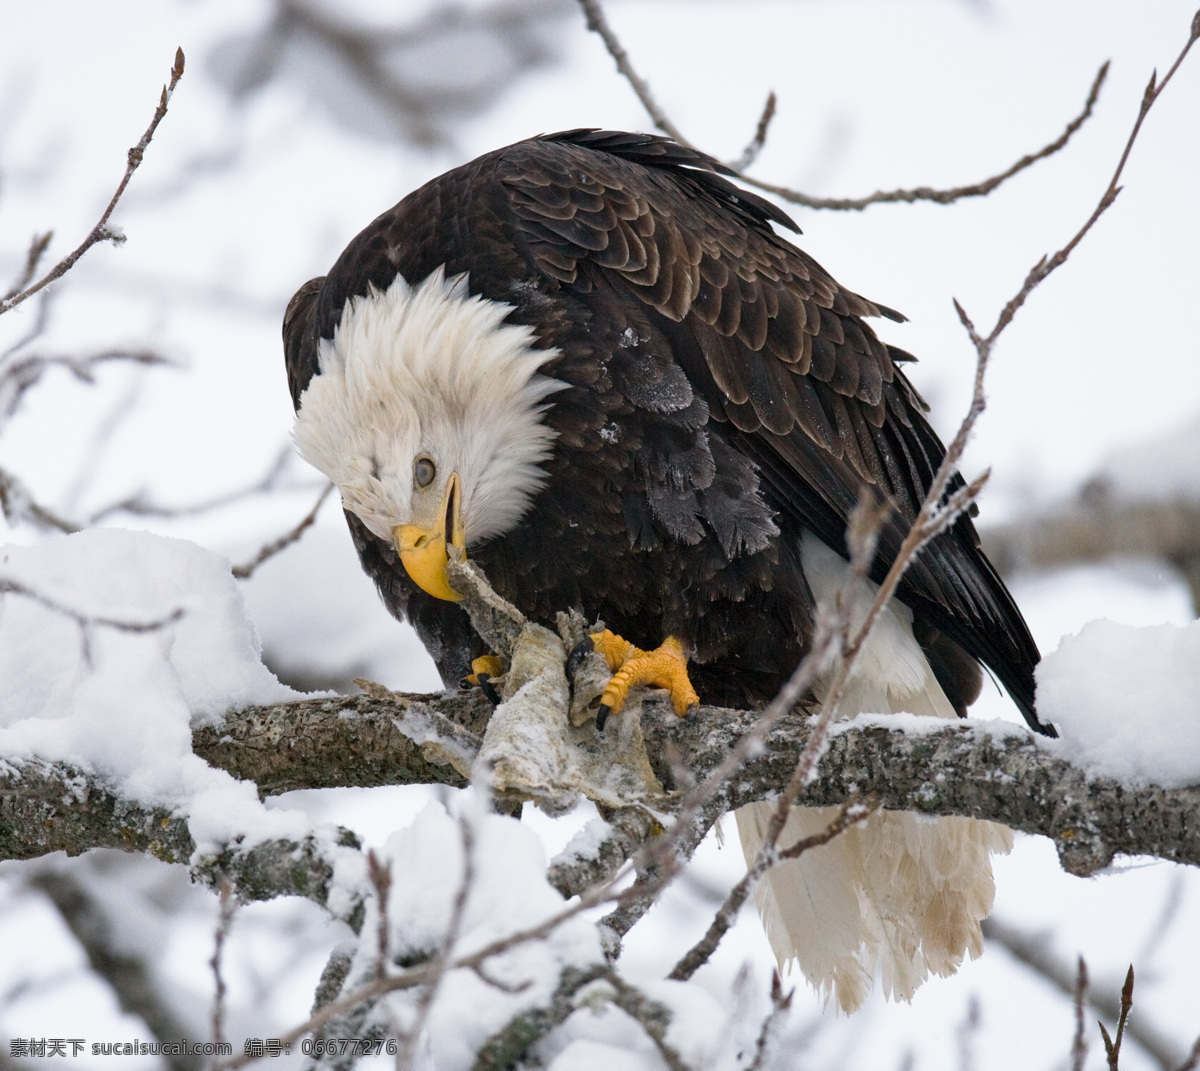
{"left": 462, "top": 654, "right": 505, "bottom": 706}
{"left": 589, "top": 630, "right": 700, "bottom": 731}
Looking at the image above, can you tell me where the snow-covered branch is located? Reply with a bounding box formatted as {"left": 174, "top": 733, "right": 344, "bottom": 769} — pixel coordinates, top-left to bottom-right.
{"left": 6, "top": 688, "right": 1196, "bottom": 887}
{"left": 0, "top": 756, "right": 366, "bottom": 925}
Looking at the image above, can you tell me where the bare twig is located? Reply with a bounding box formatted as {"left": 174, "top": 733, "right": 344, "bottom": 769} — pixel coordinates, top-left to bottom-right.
{"left": 604, "top": 971, "right": 692, "bottom": 1071}
{"left": 0, "top": 347, "right": 174, "bottom": 420}
{"left": 686, "top": 474, "right": 978, "bottom": 975}
{"left": 396, "top": 815, "right": 477, "bottom": 1067}
{"left": 574, "top": 0, "right": 688, "bottom": 145}
{"left": 957, "top": 996, "right": 981, "bottom": 1071}
{"left": 731, "top": 91, "right": 777, "bottom": 172}
{"left": 1176, "top": 1036, "right": 1200, "bottom": 1071}
{"left": 601, "top": 495, "right": 892, "bottom": 948}
{"left": 232, "top": 482, "right": 336, "bottom": 579}
{"left": 959, "top": 16, "right": 1200, "bottom": 352}
{"left": 1137, "top": 870, "right": 1188, "bottom": 968}
{"left": 576, "top": 0, "right": 1109, "bottom": 212}
{"left": 667, "top": 798, "right": 877, "bottom": 981}
{"left": 0, "top": 574, "right": 183, "bottom": 665}
{"left": 29, "top": 866, "right": 203, "bottom": 1070}
{"left": 1099, "top": 967, "right": 1136, "bottom": 1070}
{"left": 1, "top": 450, "right": 312, "bottom": 539}
{"left": 1, "top": 288, "right": 59, "bottom": 362}
{"left": 86, "top": 444, "right": 297, "bottom": 526}
{"left": 1073, "top": 958, "right": 1090, "bottom": 1071}
{"left": 0, "top": 466, "right": 81, "bottom": 533}
{"left": 247, "top": 0, "right": 565, "bottom": 149}
{"left": 983, "top": 916, "right": 1185, "bottom": 1070}
{"left": 0, "top": 48, "right": 186, "bottom": 317}
{"left": 746, "top": 971, "right": 794, "bottom": 1071}
{"left": 365, "top": 851, "right": 393, "bottom": 983}
{"left": 210, "top": 877, "right": 236, "bottom": 1050}
{"left": 744, "top": 62, "right": 1109, "bottom": 211}
{"left": 2, "top": 231, "right": 53, "bottom": 302}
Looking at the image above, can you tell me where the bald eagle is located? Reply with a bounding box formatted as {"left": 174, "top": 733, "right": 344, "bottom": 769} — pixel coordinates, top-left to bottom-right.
{"left": 285, "top": 130, "right": 1052, "bottom": 1011}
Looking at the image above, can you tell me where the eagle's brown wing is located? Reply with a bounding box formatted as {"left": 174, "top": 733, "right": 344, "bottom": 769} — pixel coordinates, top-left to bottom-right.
{"left": 497, "top": 130, "right": 1046, "bottom": 732}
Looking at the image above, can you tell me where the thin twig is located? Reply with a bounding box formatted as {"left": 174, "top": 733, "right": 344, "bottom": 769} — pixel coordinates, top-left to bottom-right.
{"left": 0, "top": 467, "right": 81, "bottom": 533}
{"left": 983, "top": 917, "right": 1185, "bottom": 1070}
{"left": 743, "top": 62, "right": 1109, "bottom": 211}
{"left": 0, "top": 576, "right": 183, "bottom": 637}
{"left": 605, "top": 971, "right": 692, "bottom": 1071}
{"left": 1137, "top": 870, "right": 1187, "bottom": 967}
{"left": 575, "top": 0, "right": 1109, "bottom": 212}
{"left": 396, "top": 815, "right": 477, "bottom": 1067}
{"left": 366, "top": 850, "right": 393, "bottom": 984}
{"left": 963, "top": 16, "right": 1200, "bottom": 351}
{"left": 957, "top": 996, "right": 981, "bottom": 1071}
{"left": 1176, "top": 1036, "right": 1200, "bottom": 1071}
{"left": 574, "top": 0, "right": 689, "bottom": 145}
{"left": 1073, "top": 958, "right": 1090, "bottom": 1071}
{"left": 232, "top": 482, "right": 336, "bottom": 579}
{"left": 0, "top": 574, "right": 183, "bottom": 669}
{"left": 746, "top": 971, "right": 793, "bottom": 1071}
{"left": 0, "top": 348, "right": 174, "bottom": 420}
{"left": 2, "top": 232, "right": 53, "bottom": 302}
{"left": 0, "top": 47, "right": 185, "bottom": 317}
{"left": 210, "top": 877, "right": 236, "bottom": 1050}
{"left": 668, "top": 798, "right": 876, "bottom": 981}
{"left": 1, "top": 288, "right": 59, "bottom": 361}
{"left": 1100, "top": 966, "right": 1135, "bottom": 1070}
{"left": 87, "top": 444, "right": 297, "bottom": 526}
{"left": 688, "top": 485, "right": 962, "bottom": 977}
{"left": 731, "top": 91, "right": 777, "bottom": 172}
{"left": 610, "top": 497, "right": 892, "bottom": 928}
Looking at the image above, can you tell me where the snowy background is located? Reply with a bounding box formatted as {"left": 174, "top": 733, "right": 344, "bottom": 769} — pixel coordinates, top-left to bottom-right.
{"left": 1, "top": 0, "right": 1198, "bottom": 1067}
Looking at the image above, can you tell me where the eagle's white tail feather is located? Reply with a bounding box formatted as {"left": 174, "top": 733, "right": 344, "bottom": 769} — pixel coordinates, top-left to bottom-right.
{"left": 734, "top": 536, "right": 1014, "bottom": 1013}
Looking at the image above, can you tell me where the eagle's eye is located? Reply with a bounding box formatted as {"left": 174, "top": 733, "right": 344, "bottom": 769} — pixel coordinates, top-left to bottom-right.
{"left": 414, "top": 456, "right": 436, "bottom": 488}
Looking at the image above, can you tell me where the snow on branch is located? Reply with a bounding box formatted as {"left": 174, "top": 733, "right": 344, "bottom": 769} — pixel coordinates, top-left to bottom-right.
{"left": 5, "top": 686, "right": 1196, "bottom": 886}
{"left": 0, "top": 755, "right": 367, "bottom": 926}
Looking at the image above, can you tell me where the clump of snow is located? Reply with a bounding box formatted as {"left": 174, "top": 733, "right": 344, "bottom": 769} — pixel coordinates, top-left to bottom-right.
{"left": 350, "top": 800, "right": 602, "bottom": 1071}
{"left": 552, "top": 816, "right": 615, "bottom": 867}
{"left": 0, "top": 529, "right": 319, "bottom": 848}
{"left": 1036, "top": 617, "right": 1200, "bottom": 786}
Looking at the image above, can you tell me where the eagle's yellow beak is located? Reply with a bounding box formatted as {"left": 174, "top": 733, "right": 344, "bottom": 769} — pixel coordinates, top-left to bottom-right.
{"left": 393, "top": 472, "right": 465, "bottom": 602}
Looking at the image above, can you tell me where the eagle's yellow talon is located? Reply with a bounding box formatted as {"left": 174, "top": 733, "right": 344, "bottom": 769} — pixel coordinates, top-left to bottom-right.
{"left": 463, "top": 654, "right": 505, "bottom": 687}
{"left": 593, "top": 633, "right": 700, "bottom": 724}
{"left": 588, "top": 629, "right": 638, "bottom": 673}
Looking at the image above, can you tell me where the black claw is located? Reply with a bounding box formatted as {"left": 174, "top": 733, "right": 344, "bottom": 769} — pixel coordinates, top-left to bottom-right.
{"left": 566, "top": 636, "right": 595, "bottom": 681}
{"left": 595, "top": 703, "right": 610, "bottom": 734}
{"left": 478, "top": 674, "right": 502, "bottom": 707}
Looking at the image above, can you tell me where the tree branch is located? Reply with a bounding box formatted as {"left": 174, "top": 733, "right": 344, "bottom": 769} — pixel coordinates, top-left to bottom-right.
{"left": 8, "top": 690, "right": 1194, "bottom": 887}
{"left": 231, "top": 481, "right": 336, "bottom": 579}
{"left": 0, "top": 756, "right": 367, "bottom": 927}
{"left": 29, "top": 868, "right": 205, "bottom": 1071}
{"left": 0, "top": 49, "right": 186, "bottom": 317}
{"left": 983, "top": 915, "right": 1187, "bottom": 1070}
{"left": 575, "top": 0, "right": 1109, "bottom": 212}
{"left": 743, "top": 62, "right": 1109, "bottom": 212}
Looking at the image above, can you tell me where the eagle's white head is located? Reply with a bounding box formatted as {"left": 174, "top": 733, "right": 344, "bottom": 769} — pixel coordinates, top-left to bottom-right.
{"left": 293, "top": 268, "right": 563, "bottom": 600}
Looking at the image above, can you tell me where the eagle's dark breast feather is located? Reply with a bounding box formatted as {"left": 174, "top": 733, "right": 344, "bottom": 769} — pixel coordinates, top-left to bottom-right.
{"left": 284, "top": 129, "right": 1047, "bottom": 732}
